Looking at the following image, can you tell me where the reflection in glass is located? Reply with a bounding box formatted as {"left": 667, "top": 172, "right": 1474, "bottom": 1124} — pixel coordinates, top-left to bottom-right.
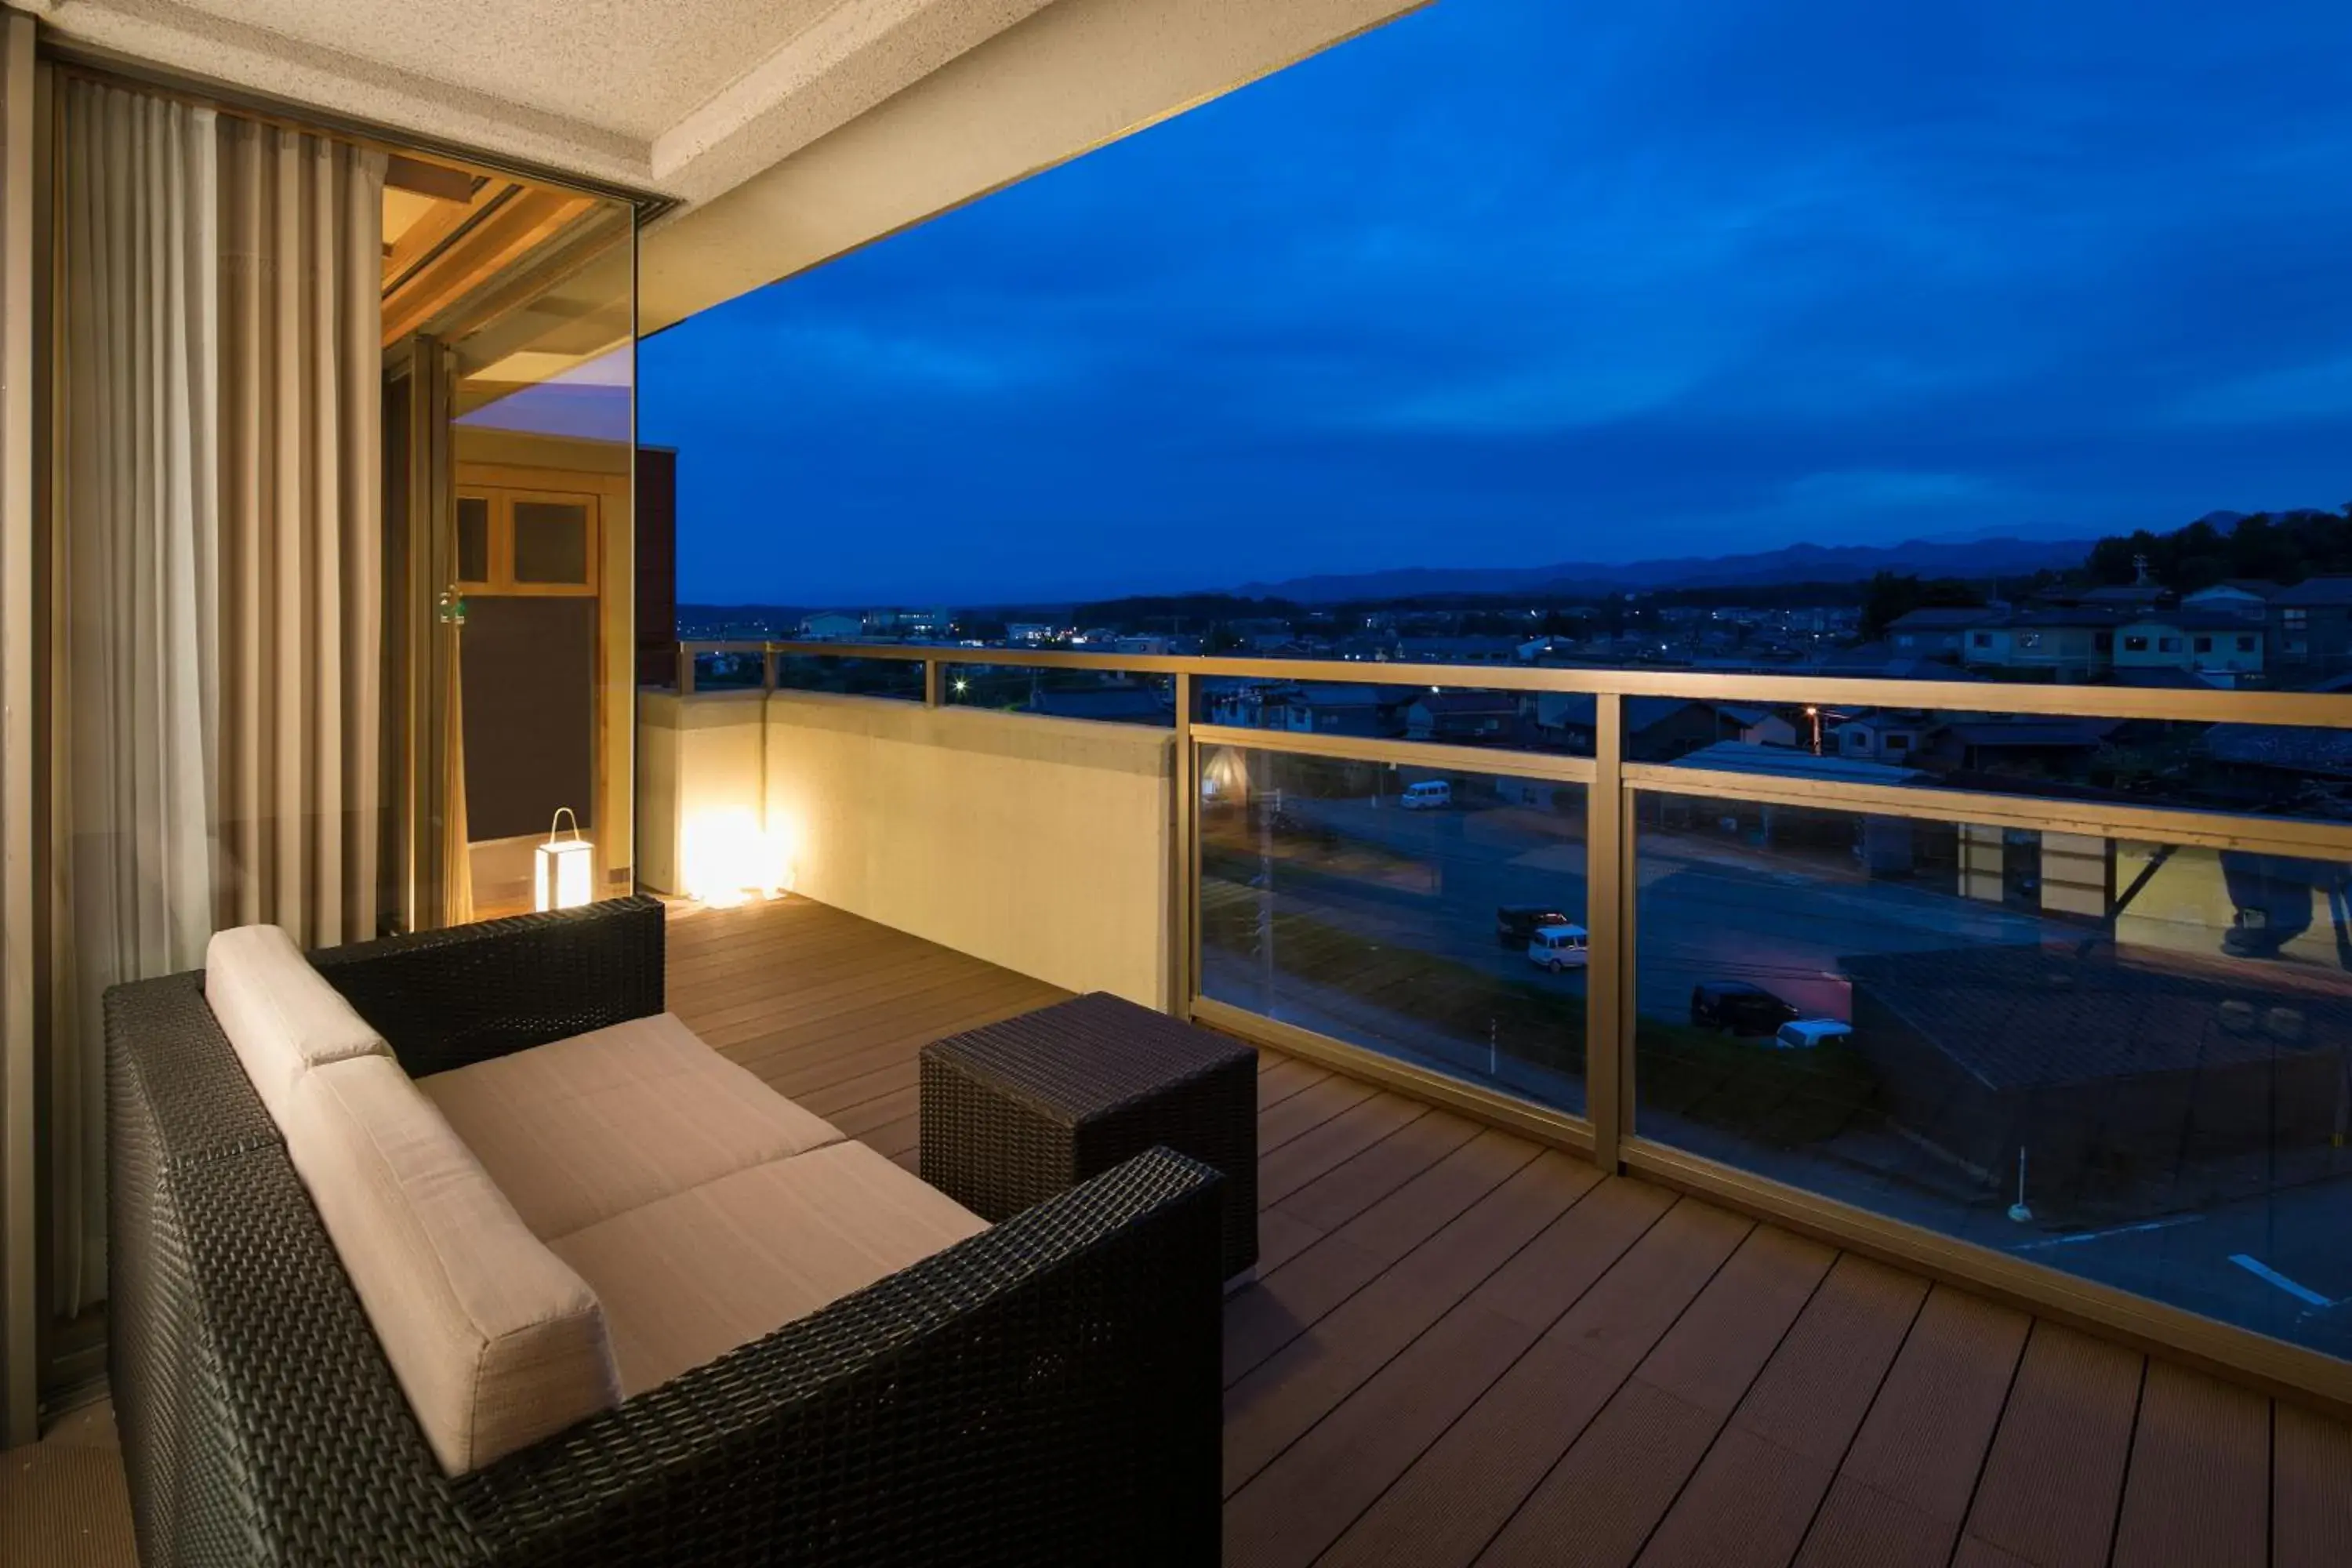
{"left": 1199, "top": 749, "right": 1589, "bottom": 1113}
{"left": 513, "top": 499, "right": 591, "bottom": 584}
{"left": 456, "top": 495, "right": 490, "bottom": 583}
{"left": 1631, "top": 792, "right": 2352, "bottom": 1359}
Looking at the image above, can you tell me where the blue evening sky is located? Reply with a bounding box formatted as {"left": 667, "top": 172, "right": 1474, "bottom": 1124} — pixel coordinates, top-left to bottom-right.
{"left": 641, "top": 0, "right": 2352, "bottom": 608}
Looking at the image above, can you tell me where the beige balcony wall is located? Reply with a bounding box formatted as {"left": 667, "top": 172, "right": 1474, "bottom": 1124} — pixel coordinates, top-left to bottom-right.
{"left": 764, "top": 694, "right": 1174, "bottom": 1009}
{"left": 635, "top": 691, "right": 1174, "bottom": 1006}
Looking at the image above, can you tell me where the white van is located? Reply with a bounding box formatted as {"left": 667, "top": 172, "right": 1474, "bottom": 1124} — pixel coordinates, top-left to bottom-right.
{"left": 1526, "top": 924, "right": 1588, "bottom": 972}
{"left": 1400, "top": 780, "right": 1452, "bottom": 811}
{"left": 1773, "top": 1018, "right": 1852, "bottom": 1050}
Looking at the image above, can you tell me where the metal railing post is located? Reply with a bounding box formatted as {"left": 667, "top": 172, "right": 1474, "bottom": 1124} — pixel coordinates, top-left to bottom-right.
{"left": 762, "top": 643, "right": 777, "bottom": 694}
{"left": 1172, "top": 671, "right": 1196, "bottom": 1018}
{"left": 1585, "top": 693, "right": 1628, "bottom": 1174}
{"left": 677, "top": 642, "right": 695, "bottom": 696}
{"left": 924, "top": 657, "right": 945, "bottom": 708}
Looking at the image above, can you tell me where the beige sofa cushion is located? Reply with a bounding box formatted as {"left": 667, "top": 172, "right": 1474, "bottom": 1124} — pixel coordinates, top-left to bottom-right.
{"left": 282, "top": 1054, "right": 620, "bottom": 1475}
{"left": 205, "top": 924, "right": 390, "bottom": 1122}
{"left": 420, "top": 1012, "right": 845, "bottom": 1241}
{"left": 551, "top": 1142, "right": 989, "bottom": 1397}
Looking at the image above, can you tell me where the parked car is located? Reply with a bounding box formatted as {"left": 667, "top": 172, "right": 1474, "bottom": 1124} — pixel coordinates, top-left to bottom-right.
{"left": 1526, "top": 924, "right": 1589, "bottom": 972}
{"left": 1773, "top": 1018, "right": 1853, "bottom": 1051}
{"left": 1495, "top": 904, "right": 1574, "bottom": 950}
{"left": 1400, "top": 780, "right": 1452, "bottom": 811}
{"left": 1690, "top": 981, "right": 1801, "bottom": 1036}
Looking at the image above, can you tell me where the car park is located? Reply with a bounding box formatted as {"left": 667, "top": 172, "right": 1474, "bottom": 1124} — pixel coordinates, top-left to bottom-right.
{"left": 1526, "top": 924, "right": 1589, "bottom": 972}
{"left": 1690, "top": 981, "right": 1802, "bottom": 1036}
{"left": 1494, "top": 904, "right": 1574, "bottom": 949}
{"left": 1773, "top": 1018, "right": 1853, "bottom": 1050}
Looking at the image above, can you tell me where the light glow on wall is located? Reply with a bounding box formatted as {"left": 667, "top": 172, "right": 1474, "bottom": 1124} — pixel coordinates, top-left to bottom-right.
{"left": 682, "top": 807, "right": 792, "bottom": 908}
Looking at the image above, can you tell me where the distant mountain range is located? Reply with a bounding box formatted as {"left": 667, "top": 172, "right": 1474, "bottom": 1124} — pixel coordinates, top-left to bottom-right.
{"left": 1225, "top": 534, "right": 2099, "bottom": 604}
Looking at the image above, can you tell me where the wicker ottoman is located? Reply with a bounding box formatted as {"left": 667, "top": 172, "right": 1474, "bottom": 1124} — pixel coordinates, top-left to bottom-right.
{"left": 921, "top": 992, "right": 1259, "bottom": 1282}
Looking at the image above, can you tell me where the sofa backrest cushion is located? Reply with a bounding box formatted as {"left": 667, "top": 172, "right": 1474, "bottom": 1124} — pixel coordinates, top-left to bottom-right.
{"left": 205, "top": 924, "right": 391, "bottom": 1122}
{"left": 281, "top": 1054, "right": 621, "bottom": 1475}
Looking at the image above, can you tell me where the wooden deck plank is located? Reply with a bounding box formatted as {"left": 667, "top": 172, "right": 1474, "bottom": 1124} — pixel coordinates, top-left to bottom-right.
{"left": 2274, "top": 1401, "right": 2352, "bottom": 1568}
{"left": 1631, "top": 1255, "right": 1928, "bottom": 1568}
{"left": 1258, "top": 1056, "right": 1332, "bottom": 1111}
{"left": 1221, "top": 1152, "right": 1596, "bottom": 1496}
{"left": 1957, "top": 1322, "right": 2146, "bottom": 1568}
{"left": 1792, "top": 1286, "right": 2030, "bottom": 1568}
{"left": 2110, "top": 1360, "right": 2269, "bottom": 1568}
{"left": 1469, "top": 1229, "right": 1883, "bottom": 1568}
{"left": 1320, "top": 1200, "right": 1758, "bottom": 1568}
{"left": 1222, "top": 1129, "right": 1539, "bottom": 1385}
{"left": 1258, "top": 1073, "right": 1380, "bottom": 1153}
{"left": 1221, "top": 1178, "right": 1674, "bottom": 1568}
{"left": 1272, "top": 1106, "right": 1482, "bottom": 1233}
{"left": 1254, "top": 1093, "right": 1428, "bottom": 1210}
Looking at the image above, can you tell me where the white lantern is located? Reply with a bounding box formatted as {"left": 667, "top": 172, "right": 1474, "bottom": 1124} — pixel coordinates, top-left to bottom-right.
{"left": 535, "top": 808, "right": 594, "bottom": 911}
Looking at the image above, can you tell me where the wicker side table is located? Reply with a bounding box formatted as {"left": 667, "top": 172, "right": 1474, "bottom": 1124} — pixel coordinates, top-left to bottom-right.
{"left": 921, "top": 992, "right": 1259, "bottom": 1281}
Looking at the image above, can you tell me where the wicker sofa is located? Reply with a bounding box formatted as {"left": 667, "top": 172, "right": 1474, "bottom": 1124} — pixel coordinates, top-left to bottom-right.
{"left": 107, "top": 897, "right": 1224, "bottom": 1567}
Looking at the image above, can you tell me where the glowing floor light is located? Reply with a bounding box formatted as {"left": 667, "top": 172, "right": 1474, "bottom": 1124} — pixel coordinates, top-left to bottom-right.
{"left": 682, "top": 807, "right": 791, "bottom": 908}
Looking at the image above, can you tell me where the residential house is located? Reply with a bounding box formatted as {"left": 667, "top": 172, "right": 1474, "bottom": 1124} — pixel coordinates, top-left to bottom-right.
{"left": 1715, "top": 703, "right": 1798, "bottom": 748}
{"left": 2269, "top": 577, "right": 2352, "bottom": 673}
{"left": 1022, "top": 684, "right": 1170, "bottom": 725}
{"left": 801, "top": 611, "right": 864, "bottom": 640}
{"left": 1885, "top": 606, "right": 1983, "bottom": 660}
{"left": 1396, "top": 633, "right": 1522, "bottom": 662}
{"left": 1925, "top": 717, "right": 2125, "bottom": 775}
{"left": 1962, "top": 609, "right": 2125, "bottom": 681}
{"left": 1405, "top": 690, "right": 1516, "bottom": 742}
{"left": 2114, "top": 611, "right": 2264, "bottom": 684}
{"left": 1272, "top": 682, "right": 1391, "bottom": 738}
{"left": 1531, "top": 694, "right": 1726, "bottom": 760}
{"left": 1835, "top": 711, "right": 1936, "bottom": 765}
{"left": 2181, "top": 580, "right": 2280, "bottom": 620}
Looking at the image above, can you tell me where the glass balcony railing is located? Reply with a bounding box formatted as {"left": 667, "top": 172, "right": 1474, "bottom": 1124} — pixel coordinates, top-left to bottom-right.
{"left": 1199, "top": 747, "right": 1590, "bottom": 1115}
{"left": 1630, "top": 793, "right": 2352, "bottom": 1359}
{"left": 663, "top": 638, "right": 2352, "bottom": 1392}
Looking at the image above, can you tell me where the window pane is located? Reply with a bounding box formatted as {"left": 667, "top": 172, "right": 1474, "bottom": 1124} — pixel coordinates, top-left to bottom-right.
{"left": 1200, "top": 748, "right": 1590, "bottom": 1115}
{"left": 1633, "top": 790, "right": 2352, "bottom": 1360}
{"left": 513, "top": 499, "right": 590, "bottom": 583}
{"left": 456, "top": 495, "right": 489, "bottom": 583}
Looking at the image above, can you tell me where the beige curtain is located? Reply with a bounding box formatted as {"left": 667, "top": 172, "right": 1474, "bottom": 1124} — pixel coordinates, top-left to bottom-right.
{"left": 54, "top": 85, "right": 383, "bottom": 1312}
{"left": 443, "top": 619, "right": 474, "bottom": 926}
{"left": 216, "top": 118, "right": 383, "bottom": 948}
{"left": 56, "top": 82, "right": 220, "bottom": 1315}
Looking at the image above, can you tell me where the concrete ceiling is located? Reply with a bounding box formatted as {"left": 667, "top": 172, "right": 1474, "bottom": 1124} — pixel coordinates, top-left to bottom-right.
{"left": 28, "top": 0, "right": 1059, "bottom": 204}
{"left": 34, "top": 0, "right": 1427, "bottom": 333}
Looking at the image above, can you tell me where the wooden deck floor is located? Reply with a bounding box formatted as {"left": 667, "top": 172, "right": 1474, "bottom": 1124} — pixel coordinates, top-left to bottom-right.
{"left": 673, "top": 896, "right": 2352, "bottom": 1568}
{"left": 12, "top": 895, "right": 2352, "bottom": 1566}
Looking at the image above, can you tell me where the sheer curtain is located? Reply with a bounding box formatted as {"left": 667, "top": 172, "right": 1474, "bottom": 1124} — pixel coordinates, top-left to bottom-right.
{"left": 216, "top": 116, "right": 384, "bottom": 948}
{"left": 53, "top": 82, "right": 383, "bottom": 1313}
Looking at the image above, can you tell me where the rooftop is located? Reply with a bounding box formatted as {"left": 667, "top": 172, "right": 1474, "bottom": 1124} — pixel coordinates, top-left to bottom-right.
{"left": 2274, "top": 576, "right": 2352, "bottom": 608}
{"left": 1847, "top": 941, "right": 2352, "bottom": 1090}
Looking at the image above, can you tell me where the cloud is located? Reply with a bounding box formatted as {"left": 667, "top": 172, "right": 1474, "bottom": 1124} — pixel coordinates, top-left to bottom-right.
{"left": 643, "top": 0, "right": 2352, "bottom": 604}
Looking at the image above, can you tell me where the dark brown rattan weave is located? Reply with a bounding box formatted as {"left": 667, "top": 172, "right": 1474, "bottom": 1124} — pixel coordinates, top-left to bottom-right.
{"left": 108, "top": 899, "right": 1224, "bottom": 1566}
{"left": 920, "top": 991, "right": 1259, "bottom": 1278}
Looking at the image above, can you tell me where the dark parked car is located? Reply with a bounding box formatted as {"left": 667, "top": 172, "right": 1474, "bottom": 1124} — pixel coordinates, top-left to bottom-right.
{"left": 1690, "top": 981, "right": 1802, "bottom": 1036}
{"left": 1496, "top": 904, "right": 1574, "bottom": 949}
